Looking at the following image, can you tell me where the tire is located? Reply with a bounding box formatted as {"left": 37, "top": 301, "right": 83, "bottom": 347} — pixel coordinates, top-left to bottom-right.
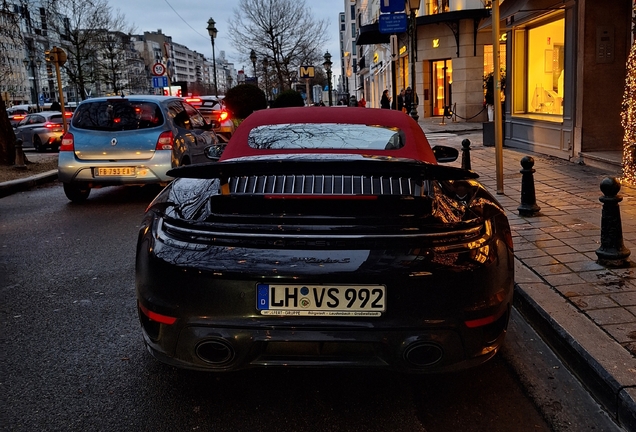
{"left": 33, "top": 135, "right": 43, "bottom": 152}
{"left": 63, "top": 183, "right": 91, "bottom": 202}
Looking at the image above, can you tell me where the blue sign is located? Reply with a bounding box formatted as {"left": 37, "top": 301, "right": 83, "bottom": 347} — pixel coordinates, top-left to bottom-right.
{"left": 380, "top": 0, "right": 405, "bottom": 13}
{"left": 379, "top": 13, "right": 408, "bottom": 34}
{"left": 152, "top": 76, "right": 169, "bottom": 88}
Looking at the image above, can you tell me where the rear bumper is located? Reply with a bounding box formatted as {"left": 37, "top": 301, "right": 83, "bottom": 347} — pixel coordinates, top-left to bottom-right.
{"left": 139, "top": 310, "right": 510, "bottom": 373}
{"left": 57, "top": 150, "right": 174, "bottom": 185}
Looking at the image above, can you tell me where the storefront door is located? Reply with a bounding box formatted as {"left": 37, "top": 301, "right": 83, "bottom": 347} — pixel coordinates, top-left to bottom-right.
{"left": 432, "top": 59, "right": 452, "bottom": 116}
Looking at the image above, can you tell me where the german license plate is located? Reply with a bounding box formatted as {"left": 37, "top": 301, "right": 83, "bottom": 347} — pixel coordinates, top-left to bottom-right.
{"left": 256, "top": 284, "right": 386, "bottom": 316}
{"left": 96, "top": 167, "right": 135, "bottom": 176}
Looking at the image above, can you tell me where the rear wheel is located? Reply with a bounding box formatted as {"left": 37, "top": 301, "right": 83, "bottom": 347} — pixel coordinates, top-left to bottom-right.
{"left": 63, "top": 183, "right": 91, "bottom": 202}
{"left": 33, "top": 135, "right": 43, "bottom": 152}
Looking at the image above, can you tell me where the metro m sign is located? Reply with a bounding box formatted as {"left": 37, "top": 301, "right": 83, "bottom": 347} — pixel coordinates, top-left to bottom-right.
{"left": 299, "top": 66, "right": 315, "bottom": 79}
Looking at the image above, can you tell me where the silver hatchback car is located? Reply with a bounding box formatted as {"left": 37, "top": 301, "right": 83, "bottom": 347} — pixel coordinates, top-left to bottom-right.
{"left": 58, "top": 95, "right": 218, "bottom": 202}
{"left": 14, "top": 111, "right": 68, "bottom": 151}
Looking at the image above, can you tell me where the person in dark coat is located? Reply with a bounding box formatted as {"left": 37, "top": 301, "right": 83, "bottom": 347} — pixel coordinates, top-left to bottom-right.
{"left": 404, "top": 87, "right": 418, "bottom": 114}
{"left": 397, "top": 89, "right": 405, "bottom": 111}
{"left": 50, "top": 101, "right": 61, "bottom": 111}
{"left": 380, "top": 89, "right": 391, "bottom": 109}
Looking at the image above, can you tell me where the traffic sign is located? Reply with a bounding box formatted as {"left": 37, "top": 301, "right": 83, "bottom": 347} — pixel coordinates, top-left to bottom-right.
{"left": 380, "top": 0, "right": 405, "bottom": 13}
{"left": 151, "top": 62, "right": 166, "bottom": 76}
{"left": 379, "top": 13, "right": 407, "bottom": 34}
{"left": 152, "top": 76, "right": 169, "bottom": 88}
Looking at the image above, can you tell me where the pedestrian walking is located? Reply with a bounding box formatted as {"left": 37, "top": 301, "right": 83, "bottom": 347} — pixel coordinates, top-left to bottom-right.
{"left": 380, "top": 89, "right": 391, "bottom": 109}
{"left": 397, "top": 89, "right": 405, "bottom": 112}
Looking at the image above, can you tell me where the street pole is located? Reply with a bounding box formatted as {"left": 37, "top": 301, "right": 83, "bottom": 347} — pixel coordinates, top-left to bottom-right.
{"left": 492, "top": 0, "right": 504, "bottom": 194}
{"left": 207, "top": 18, "right": 219, "bottom": 97}
{"left": 408, "top": 0, "right": 420, "bottom": 121}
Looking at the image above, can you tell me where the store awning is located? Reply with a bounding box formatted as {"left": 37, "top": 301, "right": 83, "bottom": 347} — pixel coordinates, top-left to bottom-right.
{"left": 356, "top": 9, "right": 490, "bottom": 47}
{"left": 356, "top": 22, "right": 391, "bottom": 46}
{"left": 480, "top": 0, "right": 569, "bottom": 30}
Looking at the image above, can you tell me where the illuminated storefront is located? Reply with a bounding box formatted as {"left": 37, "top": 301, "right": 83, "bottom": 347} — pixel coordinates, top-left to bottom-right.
{"left": 496, "top": 0, "right": 630, "bottom": 165}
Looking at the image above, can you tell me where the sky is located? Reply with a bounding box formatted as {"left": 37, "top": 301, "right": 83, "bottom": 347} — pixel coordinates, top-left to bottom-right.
{"left": 106, "top": 0, "right": 344, "bottom": 76}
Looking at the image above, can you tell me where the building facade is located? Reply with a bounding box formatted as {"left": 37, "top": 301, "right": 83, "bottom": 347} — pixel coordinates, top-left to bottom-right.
{"left": 492, "top": 0, "right": 631, "bottom": 167}
{"left": 347, "top": 0, "right": 631, "bottom": 167}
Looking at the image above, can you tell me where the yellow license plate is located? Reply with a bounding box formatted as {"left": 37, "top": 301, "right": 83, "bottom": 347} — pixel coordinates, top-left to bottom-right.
{"left": 96, "top": 167, "right": 135, "bottom": 176}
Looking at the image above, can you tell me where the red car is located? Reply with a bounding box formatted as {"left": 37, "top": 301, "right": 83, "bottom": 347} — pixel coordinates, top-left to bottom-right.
{"left": 135, "top": 107, "right": 514, "bottom": 373}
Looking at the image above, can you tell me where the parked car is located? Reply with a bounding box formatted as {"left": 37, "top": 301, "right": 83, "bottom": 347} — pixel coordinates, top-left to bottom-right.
{"left": 58, "top": 95, "right": 219, "bottom": 202}
{"left": 7, "top": 105, "right": 31, "bottom": 128}
{"left": 135, "top": 107, "right": 514, "bottom": 373}
{"left": 13, "top": 111, "right": 69, "bottom": 151}
{"left": 184, "top": 96, "right": 235, "bottom": 141}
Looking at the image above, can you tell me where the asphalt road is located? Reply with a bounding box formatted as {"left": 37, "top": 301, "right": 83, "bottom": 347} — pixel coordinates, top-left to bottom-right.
{"left": 0, "top": 181, "right": 621, "bottom": 431}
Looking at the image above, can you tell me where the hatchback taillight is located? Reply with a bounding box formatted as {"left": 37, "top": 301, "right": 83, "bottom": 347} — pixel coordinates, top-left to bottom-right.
{"left": 218, "top": 111, "right": 229, "bottom": 122}
{"left": 59, "top": 132, "right": 74, "bottom": 151}
{"left": 44, "top": 122, "right": 60, "bottom": 129}
{"left": 156, "top": 131, "right": 173, "bottom": 150}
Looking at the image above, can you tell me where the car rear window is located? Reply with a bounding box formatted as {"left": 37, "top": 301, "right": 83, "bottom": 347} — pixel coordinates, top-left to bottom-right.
{"left": 49, "top": 115, "right": 63, "bottom": 124}
{"left": 72, "top": 100, "right": 164, "bottom": 131}
{"left": 248, "top": 123, "right": 405, "bottom": 150}
{"left": 200, "top": 100, "right": 222, "bottom": 110}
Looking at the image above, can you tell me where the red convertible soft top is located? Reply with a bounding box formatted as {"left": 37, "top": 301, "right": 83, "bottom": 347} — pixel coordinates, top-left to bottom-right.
{"left": 219, "top": 107, "right": 437, "bottom": 163}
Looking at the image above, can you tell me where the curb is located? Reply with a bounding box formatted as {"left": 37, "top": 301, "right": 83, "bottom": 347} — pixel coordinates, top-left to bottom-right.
{"left": 0, "top": 170, "right": 58, "bottom": 198}
{"left": 513, "top": 258, "right": 636, "bottom": 431}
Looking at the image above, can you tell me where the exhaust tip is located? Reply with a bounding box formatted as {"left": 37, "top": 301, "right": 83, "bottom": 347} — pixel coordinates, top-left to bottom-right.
{"left": 404, "top": 343, "right": 443, "bottom": 367}
{"left": 195, "top": 339, "right": 235, "bottom": 365}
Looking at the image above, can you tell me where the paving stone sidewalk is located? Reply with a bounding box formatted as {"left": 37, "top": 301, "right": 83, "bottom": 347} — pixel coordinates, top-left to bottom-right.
{"left": 421, "top": 118, "right": 636, "bottom": 430}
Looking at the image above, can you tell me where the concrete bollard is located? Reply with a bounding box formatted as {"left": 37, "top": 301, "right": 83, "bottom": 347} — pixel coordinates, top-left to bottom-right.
{"left": 595, "top": 177, "right": 631, "bottom": 267}
{"left": 461, "top": 139, "right": 471, "bottom": 171}
{"left": 517, "top": 156, "right": 541, "bottom": 217}
{"left": 14, "top": 139, "right": 27, "bottom": 169}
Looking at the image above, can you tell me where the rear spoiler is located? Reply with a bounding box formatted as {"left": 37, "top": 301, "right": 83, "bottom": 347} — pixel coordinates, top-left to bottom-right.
{"left": 167, "top": 158, "right": 479, "bottom": 181}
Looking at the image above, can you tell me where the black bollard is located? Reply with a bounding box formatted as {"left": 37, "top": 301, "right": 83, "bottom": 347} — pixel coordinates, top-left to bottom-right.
{"left": 14, "top": 138, "right": 26, "bottom": 169}
{"left": 461, "top": 139, "right": 471, "bottom": 170}
{"left": 517, "top": 156, "right": 541, "bottom": 217}
{"left": 595, "top": 177, "right": 631, "bottom": 267}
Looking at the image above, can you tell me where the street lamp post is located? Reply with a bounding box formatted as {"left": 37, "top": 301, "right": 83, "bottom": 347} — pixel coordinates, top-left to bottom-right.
{"left": 23, "top": 56, "right": 42, "bottom": 111}
{"left": 250, "top": 49, "right": 257, "bottom": 81}
{"left": 207, "top": 18, "right": 218, "bottom": 97}
{"left": 323, "top": 51, "right": 333, "bottom": 106}
{"left": 407, "top": 0, "right": 420, "bottom": 121}
{"left": 262, "top": 56, "right": 269, "bottom": 103}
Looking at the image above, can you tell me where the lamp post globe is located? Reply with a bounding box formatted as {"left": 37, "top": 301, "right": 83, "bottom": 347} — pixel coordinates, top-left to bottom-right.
{"left": 323, "top": 51, "right": 333, "bottom": 106}
{"left": 207, "top": 18, "right": 218, "bottom": 97}
{"left": 407, "top": 0, "right": 420, "bottom": 121}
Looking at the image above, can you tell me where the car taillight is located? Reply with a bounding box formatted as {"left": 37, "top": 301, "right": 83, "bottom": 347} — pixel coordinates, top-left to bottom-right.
{"left": 14, "top": 115, "right": 25, "bottom": 121}
{"left": 44, "top": 122, "right": 60, "bottom": 129}
{"left": 59, "top": 132, "right": 74, "bottom": 151}
{"left": 185, "top": 97, "right": 201, "bottom": 105}
{"left": 218, "top": 111, "right": 229, "bottom": 122}
{"left": 156, "top": 131, "right": 173, "bottom": 150}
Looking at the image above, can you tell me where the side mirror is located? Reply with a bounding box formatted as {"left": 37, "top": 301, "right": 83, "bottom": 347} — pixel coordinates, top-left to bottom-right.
{"left": 432, "top": 145, "right": 459, "bottom": 163}
{"left": 204, "top": 144, "right": 225, "bottom": 161}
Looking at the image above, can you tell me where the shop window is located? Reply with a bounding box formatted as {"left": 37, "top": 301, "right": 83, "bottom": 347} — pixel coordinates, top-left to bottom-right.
{"left": 513, "top": 15, "right": 565, "bottom": 119}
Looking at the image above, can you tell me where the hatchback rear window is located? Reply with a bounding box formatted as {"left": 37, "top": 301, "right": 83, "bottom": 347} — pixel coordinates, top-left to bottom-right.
{"left": 72, "top": 100, "right": 164, "bottom": 131}
{"left": 248, "top": 123, "right": 405, "bottom": 150}
{"left": 49, "top": 115, "right": 63, "bottom": 124}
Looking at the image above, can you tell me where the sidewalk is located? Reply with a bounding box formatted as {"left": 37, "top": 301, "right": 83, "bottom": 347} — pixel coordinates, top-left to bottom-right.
{"left": 420, "top": 118, "right": 636, "bottom": 431}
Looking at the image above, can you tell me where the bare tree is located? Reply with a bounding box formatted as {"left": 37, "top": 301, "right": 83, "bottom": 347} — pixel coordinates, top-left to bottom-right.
{"left": 44, "top": 0, "right": 121, "bottom": 100}
{"left": 228, "top": 0, "right": 329, "bottom": 93}
{"left": 0, "top": 0, "right": 23, "bottom": 165}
